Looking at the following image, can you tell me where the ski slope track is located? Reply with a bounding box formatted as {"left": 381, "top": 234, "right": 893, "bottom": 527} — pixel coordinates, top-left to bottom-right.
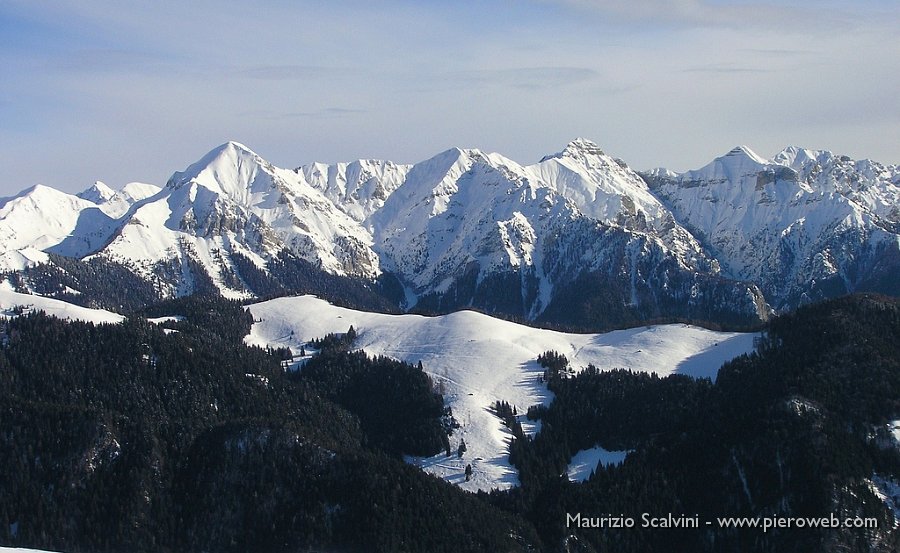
{"left": 246, "top": 295, "right": 757, "bottom": 492}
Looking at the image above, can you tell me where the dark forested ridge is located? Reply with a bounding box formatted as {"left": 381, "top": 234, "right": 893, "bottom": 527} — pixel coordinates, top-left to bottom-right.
{"left": 0, "top": 296, "right": 537, "bottom": 552}
{"left": 1, "top": 294, "right": 898, "bottom": 552}
{"left": 4, "top": 250, "right": 401, "bottom": 317}
{"left": 3, "top": 253, "right": 163, "bottom": 313}
{"left": 6, "top": 250, "right": 770, "bottom": 333}
{"left": 498, "top": 294, "right": 900, "bottom": 552}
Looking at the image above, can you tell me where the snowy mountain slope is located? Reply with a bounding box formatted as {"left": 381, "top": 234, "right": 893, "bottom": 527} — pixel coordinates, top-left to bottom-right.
{"left": 0, "top": 179, "right": 161, "bottom": 274}
{"left": 0, "top": 280, "right": 125, "bottom": 324}
{"left": 298, "top": 158, "right": 412, "bottom": 223}
{"left": 351, "top": 139, "right": 756, "bottom": 322}
{"left": 366, "top": 146, "right": 564, "bottom": 297}
{"left": 0, "top": 185, "right": 120, "bottom": 271}
{"left": 58, "top": 139, "right": 759, "bottom": 324}
{"left": 534, "top": 139, "right": 680, "bottom": 235}
{"left": 643, "top": 146, "right": 900, "bottom": 308}
{"left": 245, "top": 294, "right": 757, "bottom": 491}
{"left": 78, "top": 180, "right": 162, "bottom": 218}
{"left": 162, "top": 142, "right": 379, "bottom": 278}
{"left": 773, "top": 146, "right": 900, "bottom": 226}
{"left": 0, "top": 139, "right": 894, "bottom": 323}
{"left": 76, "top": 180, "right": 118, "bottom": 204}
{"left": 95, "top": 141, "right": 381, "bottom": 297}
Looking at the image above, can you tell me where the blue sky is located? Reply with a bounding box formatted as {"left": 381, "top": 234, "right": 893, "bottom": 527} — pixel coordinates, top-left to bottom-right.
{"left": 1, "top": 0, "right": 897, "bottom": 195}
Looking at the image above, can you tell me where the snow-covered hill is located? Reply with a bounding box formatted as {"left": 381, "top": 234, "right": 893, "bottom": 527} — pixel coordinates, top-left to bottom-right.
{"left": 0, "top": 180, "right": 159, "bottom": 272}
{"left": 245, "top": 295, "right": 757, "bottom": 491}
{"left": 78, "top": 180, "right": 161, "bottom": 218}
{"left": 0, "top": 185, "right": 116, "bottom": 270}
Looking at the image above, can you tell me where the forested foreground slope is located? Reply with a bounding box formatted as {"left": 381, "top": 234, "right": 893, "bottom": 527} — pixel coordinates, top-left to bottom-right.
{"left": 0, "top": 294, "right": 897, "bottom": 552}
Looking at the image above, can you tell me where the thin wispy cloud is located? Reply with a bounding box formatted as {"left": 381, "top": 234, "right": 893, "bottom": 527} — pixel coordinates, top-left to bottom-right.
{"left": 239, "top": 65, "right": 348, "bottom": 81}
{"left": 0, "top": 0, "right": 897, "bottom": 192}
{"left": 741, "top": 48, "right": 818, "bottom": 57}
{"left": 450, "top": 67, "right": 600, "bottom": 90}
{"left": 537, "top": 0, "right": 887, "bottom": 31}
{"left": 241, "top": 107, "right": 367, "bottom": 120}
{"left": 682, "top": 63, "right": 770, "bottom": 74}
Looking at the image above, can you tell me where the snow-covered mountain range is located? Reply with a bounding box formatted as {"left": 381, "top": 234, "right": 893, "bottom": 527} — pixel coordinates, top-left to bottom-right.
{"left": 643, "top": 146, "right": 900, "bottom": 309}
{"left": 2, "top": 139, "right": 897, "bottom": 327}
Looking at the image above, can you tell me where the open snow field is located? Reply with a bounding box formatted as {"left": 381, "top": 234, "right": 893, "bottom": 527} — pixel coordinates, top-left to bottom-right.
{"left": 246, "top": 295, "right": 758, "bottom": 492}
{"left": 0, "top": 282, "right": 124, "bottom": 324}
{"left": 567, "top": 446, "right": 631, "bottom": 483}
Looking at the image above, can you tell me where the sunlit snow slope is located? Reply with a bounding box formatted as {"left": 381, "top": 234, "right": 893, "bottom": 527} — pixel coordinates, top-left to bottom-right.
{"left": 246, "top": 295, "right": 757, "bottom": 492}
{"left": 0, "top": 281, "right": 125, "bottom": 324}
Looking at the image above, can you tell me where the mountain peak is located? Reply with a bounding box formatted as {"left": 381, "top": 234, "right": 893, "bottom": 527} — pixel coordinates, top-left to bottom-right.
{"left": 166, "top": 140, "right": 272, "bottom": 197}
{"left": 196, "top": 140, "right": 265, "bottom": 171}
{"left": 722, "top": 145, "right": 767, "bottom": 165}
{"left": 119, "top": 182, "right": 161, "bottom": 202}
{"left": 409, "top": 146, "right": 485, "bottom": 182}
{"left": 772, "top": 145, "right": 835, "bottom": 168}
{"left": 435, "top": 146, "right": 487, "bottom": 163}
{"left": 214, "top": 140, "right": 259, "bottom": 158}
{"left": 77, "top": 181, "right": 117, "bottom": 204}
{"left": 540, "top": 138, "right": 606, "bottom": 162}
{"left": 16, "top": 183, "right": 77, "bottom": 202}
{"left": 568, "top": 137, "right": 604, "bottom": 152}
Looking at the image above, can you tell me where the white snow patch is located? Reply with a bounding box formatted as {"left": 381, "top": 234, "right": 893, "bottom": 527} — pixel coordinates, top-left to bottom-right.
{"left": 246, "top": 295, "right": 757, "bottom": 491}
{"left": 889, "top": 420, "right": 900, "bottom": 447}
{"left": 868, "top": 474, "right": 900, "bottom": 528}
{"left": 0, "top": 285, "right": 124, "bottom": 324}
{"left": 0, "top": 247, "right": 50, "bottom": 271}
{"left": 0, "top": 547, "right": 63, "bottom": 553}
{"left": 245, "top": 373, "right": 270, "bottom": 387}
{"left": 567, "top": 446, "right": 630, "bottom": 482}
{"left": 787, "top": 397, "right": 821, "bottom": 416}
{"left": 147, "top": 315, "right": 186, "bottom": 324}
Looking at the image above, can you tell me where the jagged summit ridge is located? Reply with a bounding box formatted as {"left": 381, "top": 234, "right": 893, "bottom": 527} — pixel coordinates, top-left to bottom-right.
{"left": 643, "top": 145, "right": 899, "bottom": 309}
{"left": 1, "top": 139, "right": 896, "bottom": 325}
{"left": 539, "top": 137, "right": 606, "bottom": 162}
{"left": 77, "top": 181, "right": 117, "bottom": 204}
